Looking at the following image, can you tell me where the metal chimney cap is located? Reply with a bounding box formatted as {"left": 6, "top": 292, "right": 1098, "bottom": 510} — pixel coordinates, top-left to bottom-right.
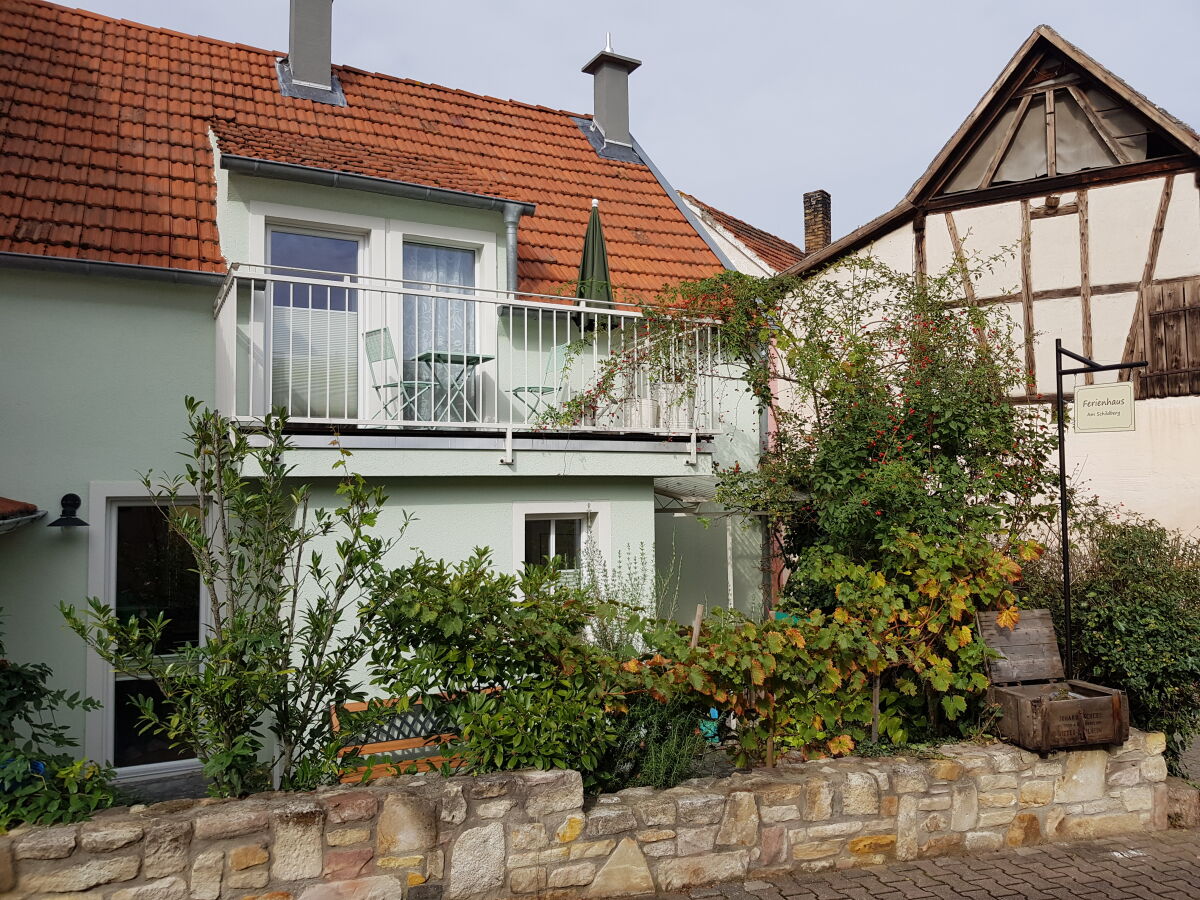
{"left": 582, "top": 48, "right": 642, "bottom": 76}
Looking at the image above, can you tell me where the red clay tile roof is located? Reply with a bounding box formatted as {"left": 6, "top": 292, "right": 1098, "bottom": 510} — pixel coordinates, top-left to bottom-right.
{"left": 0, "top": 0, "right": 724, "bottom": 295}
{"left": 680, "top": 192, "right": 805, "bottom": 272}
{"left": 0, "top": 498, "right": 39, "bottom": 520}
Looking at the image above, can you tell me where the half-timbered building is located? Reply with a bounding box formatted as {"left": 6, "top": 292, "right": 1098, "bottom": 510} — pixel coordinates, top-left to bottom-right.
{"left": 786, "top": 26, "right": 1200, "bottom": 530}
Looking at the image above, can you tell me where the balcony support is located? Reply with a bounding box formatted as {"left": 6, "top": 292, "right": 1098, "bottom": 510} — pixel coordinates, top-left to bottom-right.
{"left": 500, "top": 427, "right": 514, "bottom": 466}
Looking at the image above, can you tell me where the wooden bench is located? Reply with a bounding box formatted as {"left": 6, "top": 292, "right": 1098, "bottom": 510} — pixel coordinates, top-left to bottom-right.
{"left": 331, "top": 698, "right": 462, "bottom": 783}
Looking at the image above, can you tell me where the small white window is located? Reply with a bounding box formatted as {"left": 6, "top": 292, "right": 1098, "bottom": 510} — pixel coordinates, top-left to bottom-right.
{"left": 511, "top": 501, "right": 610, "bottom": 577}
{"left": 524, "top": 516, "right": 584, "bottom": 571}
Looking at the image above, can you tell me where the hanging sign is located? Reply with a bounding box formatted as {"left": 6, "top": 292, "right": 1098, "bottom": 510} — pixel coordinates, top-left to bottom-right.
{"left": 1073, "top": 382, "right": 1136, "bottom": 433}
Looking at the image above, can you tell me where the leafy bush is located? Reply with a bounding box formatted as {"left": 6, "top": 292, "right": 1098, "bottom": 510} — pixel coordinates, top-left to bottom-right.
{"left": 627, "top": 527, "right": 1035, "bottom": 767}
{"left": 633, "top": 608, "right": 864, "bottom": 768}
{"left": 1, "top": 611, "right": 119, "bottom": 830}
{"left": 63, "top": 399, "right": 396, "bottom": 795}
{"left": 1023, "top": 502, "right": 1200, "bottom": 772}
{"left": 363, "top": 550, "right": 643, "bottom": 788}
{"left": 593, "top": 695, "right": 710, "bottom": 793}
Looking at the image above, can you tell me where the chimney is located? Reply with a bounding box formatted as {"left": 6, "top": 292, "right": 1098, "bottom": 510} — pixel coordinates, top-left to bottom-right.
{"left": 582, "top": 36, "right": 642, "bottom": 148}
{"left": 288, "top": 0, "right": 334, "bottom": 90}
{"left": 803, "top": 190, "right": 832, "bottom": 254}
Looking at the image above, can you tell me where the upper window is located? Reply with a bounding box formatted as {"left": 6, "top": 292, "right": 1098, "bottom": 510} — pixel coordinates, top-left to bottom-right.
{"left": 267, "top": 227, "right": 363, "bottom": 419}
{"left": 941, "top": 56, "right": 1179, "bottom": 195}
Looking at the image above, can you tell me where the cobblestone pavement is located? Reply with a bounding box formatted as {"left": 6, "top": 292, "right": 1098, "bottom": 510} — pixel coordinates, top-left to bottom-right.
{"left": 659, "top": 829, "right": 1200, "bottom": 899}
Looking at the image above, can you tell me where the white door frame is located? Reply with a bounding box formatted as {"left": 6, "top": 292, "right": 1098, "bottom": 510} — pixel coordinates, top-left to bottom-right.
{"left": 85, "top": 481, "right": 206, "bottom": 782}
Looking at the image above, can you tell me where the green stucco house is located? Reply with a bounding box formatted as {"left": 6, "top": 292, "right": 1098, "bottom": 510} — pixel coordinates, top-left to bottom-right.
{"left": 0, "top": 0, "right": 819, "bottom": 789}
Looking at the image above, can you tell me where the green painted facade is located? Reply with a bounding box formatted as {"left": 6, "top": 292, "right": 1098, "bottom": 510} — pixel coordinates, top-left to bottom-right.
{"left": 0, "top": 270, "right": 216, "bottom": 739}
{"left": 0, "top": 168, "right": 761, "bottom": 768}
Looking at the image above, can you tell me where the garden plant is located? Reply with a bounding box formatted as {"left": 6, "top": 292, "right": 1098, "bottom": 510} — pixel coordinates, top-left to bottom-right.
{"left": 0, "top": 610, "right": 119, "bottom": 830}
{"left": 63, "top": 399, "right": 397, "bottom": 796}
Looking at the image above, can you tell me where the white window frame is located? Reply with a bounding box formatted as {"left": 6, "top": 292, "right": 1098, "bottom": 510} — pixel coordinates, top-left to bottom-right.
{"left": 511, "top": 501, "right": 611, "bottom": 574}
{"left": 85, "top": 482, "right": 207, "bottom": 783}
{"left": 240, "top": 201, "right": 499, "bottom": 421}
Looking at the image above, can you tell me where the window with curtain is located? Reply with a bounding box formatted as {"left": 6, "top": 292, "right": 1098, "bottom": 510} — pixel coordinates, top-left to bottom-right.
{"left": 269, "top": 229, "right": 361, "bottom": 419}
{"left": 402, "top": 242, "right": 477, "bottom": 419}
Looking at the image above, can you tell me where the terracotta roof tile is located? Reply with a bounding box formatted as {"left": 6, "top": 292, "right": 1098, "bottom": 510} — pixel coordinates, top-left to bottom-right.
{"left": 0, "top": 498, "right": 38, "bottom": 520}
{"left": 1, "top": 0, "right": 724, "bottom": 295}
{"left": 679, "top": 192, "right": 804, "bottom": 273}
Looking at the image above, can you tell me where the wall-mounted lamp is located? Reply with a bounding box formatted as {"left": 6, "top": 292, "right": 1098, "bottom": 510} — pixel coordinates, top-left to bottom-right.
{"left": 47, "top": 493, "right": 88, "bottom": 528}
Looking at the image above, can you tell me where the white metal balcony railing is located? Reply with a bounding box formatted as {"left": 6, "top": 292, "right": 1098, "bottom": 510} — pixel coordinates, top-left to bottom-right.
{"left": 214, "top": 264, "right": 722, "bottom": 435}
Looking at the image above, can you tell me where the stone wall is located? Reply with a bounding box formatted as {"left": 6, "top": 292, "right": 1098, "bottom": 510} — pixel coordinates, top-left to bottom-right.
{"left": 0, "top": 730, "right": 1169, "bottom": 900}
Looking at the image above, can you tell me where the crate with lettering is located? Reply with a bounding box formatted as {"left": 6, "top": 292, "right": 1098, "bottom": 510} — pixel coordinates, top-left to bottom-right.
{"left": 980, "top": 608, "right": 1129, "bottom": 753}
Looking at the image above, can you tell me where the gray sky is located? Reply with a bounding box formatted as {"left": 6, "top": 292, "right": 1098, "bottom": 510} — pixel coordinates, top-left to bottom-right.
{"left": 81, "top": 1, "right": 1200, "bottom": 248}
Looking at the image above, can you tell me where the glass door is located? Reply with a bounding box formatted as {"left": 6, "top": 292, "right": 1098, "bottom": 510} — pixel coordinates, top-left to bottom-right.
{"left": 401, "top": 242, "right": 477, "bottom": 421}
{"left": 268, "top": 228, "right": 362, "bottom": 420}
{"left": 110, "top": 504, "right": 201, "bottom": 769}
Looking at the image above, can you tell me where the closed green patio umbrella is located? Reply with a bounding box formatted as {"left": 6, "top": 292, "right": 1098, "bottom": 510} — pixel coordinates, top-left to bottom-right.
{"left": 576, "top": 198, "right": 613, "bottom": 305}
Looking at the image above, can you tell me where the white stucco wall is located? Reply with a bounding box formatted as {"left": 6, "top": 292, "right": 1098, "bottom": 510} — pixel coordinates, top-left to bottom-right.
{"left": 809, "top": 170, "right": 1200, "bottom": 533}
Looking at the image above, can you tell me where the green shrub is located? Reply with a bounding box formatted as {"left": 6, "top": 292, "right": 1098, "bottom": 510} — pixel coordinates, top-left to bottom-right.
{"left": 1024, "top": 502, "right": 1200, "bottom": 772}
{"left": 593, "top": 695, "right": 710, "bottom": 793}
{"left": 62, "top": 399, "right": 397, "bottom": 795}
{"left": 1, "top": 611, "right": 119, "bottom": 830}
{"left": 362, "top": 550, "right": 640, "bottom": 788}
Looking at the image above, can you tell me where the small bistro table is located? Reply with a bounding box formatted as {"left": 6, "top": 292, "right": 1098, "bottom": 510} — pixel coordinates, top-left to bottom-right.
{"left": 414, "top": 350, "right": 495, "bottom": 422}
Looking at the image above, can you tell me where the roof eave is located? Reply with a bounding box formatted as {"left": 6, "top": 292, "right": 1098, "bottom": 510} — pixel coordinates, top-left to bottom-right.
{"left": 781, "top": 201, "right": 916, "bottom": 277}
{"left": 0, "top": 251, "right": 226, "bottom": 285}
{"left": 220, "top": 155, "right": 536, "bottom": 216}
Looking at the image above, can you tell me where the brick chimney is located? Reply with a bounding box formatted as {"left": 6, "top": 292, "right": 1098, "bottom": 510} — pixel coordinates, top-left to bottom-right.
{"left": 582, "top": 36, "right": 642, "bottom": 149}
{"left": 803, "top": 190, "right": 832, "bottom": 254}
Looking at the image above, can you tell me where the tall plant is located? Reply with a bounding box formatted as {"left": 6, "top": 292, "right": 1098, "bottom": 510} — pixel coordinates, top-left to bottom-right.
{"left": 1023, "top": 499, "right": 1200, "bottom": 770}
{"left": 63, "top": 399, "right": 396, "bottom": 794}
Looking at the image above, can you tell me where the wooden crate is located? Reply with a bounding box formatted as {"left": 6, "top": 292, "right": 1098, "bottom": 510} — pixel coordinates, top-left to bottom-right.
{"left": 980, "top": 608, "right": 1129, "bottom": 753}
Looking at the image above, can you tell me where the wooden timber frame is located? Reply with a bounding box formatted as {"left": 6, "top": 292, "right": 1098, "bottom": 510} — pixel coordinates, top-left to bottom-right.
{"left": 782, "top": 26, "right": 1200, "bottom": 402}
{"left": 980, "top": 609, "right": 1129, "bottom": 754}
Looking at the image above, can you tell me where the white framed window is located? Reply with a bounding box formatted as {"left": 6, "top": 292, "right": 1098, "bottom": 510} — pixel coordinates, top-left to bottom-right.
{"left": 512, "top": 501, "right": 610, "bottom": 575}
{"left": 236, "top": 199, "right": 501, "bottom": 423}
{"left": 86, "top": 483, "right": 206, "bottom": 781}
{"left": 399, "top": 240, "right": 480, "bottom": 420}
{"left": 524, "top": 516, "right": 584, "bottom": 571}
{"left": 267, "top": 224, "right": 367, "bottom": 420}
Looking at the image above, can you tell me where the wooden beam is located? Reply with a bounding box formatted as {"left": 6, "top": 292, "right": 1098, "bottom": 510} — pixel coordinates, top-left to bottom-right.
{"left": 1030, "top": 201, "right": 1079, "bottom": 219}
{"left": 914, "top": 212, "right": 927, "bottom": 284}
{"left": 981, "top": 93, "right": 1034, "bottom": 190}
{"left": 1045, "top": 89, "right": 1057, "bottom": 178}
{"left": 1020, "top": 199, "right": 1037, "bottom": 390}
{"left": 924, "top": 157, "right": 1195, "bottom": 213}
{"left": 1078, "top": 189, "right": 1094, "bottom": 383}
{"left": 1068, "top": 85, "right": 1131, "bottom": 164}
{"left": 957, "top": 280, "right": 1141, "bottom": 308}
{"left": 1120, "top": 176, "right": 1175, "bottom": 390}
{"left": 944, "top": 211, "right": 976, "bottom": 305}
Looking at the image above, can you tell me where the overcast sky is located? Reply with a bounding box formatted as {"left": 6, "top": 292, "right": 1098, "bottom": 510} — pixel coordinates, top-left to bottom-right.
{"left": 80, "top": 1, "right": 1200, "bottom": 249}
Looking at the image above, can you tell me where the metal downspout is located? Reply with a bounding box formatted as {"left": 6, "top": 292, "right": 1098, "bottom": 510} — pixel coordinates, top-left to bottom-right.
{"left": 503, "top": 203, "right": 523, "bottom": 293}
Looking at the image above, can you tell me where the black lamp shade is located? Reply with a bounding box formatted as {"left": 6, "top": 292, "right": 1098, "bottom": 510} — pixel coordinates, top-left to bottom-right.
{"left": 48, "top": 493, "right": 88, "bottom": 528}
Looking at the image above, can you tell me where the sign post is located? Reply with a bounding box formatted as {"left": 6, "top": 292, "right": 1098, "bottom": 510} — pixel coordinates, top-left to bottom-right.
{"left": 1054, "top": 339, "right": 1147, "bottom": 676}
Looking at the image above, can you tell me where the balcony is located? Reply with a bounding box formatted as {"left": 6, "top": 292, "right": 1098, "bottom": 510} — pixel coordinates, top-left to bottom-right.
{"left": 214, "top": 264, "right": 723, "bottom": 437}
